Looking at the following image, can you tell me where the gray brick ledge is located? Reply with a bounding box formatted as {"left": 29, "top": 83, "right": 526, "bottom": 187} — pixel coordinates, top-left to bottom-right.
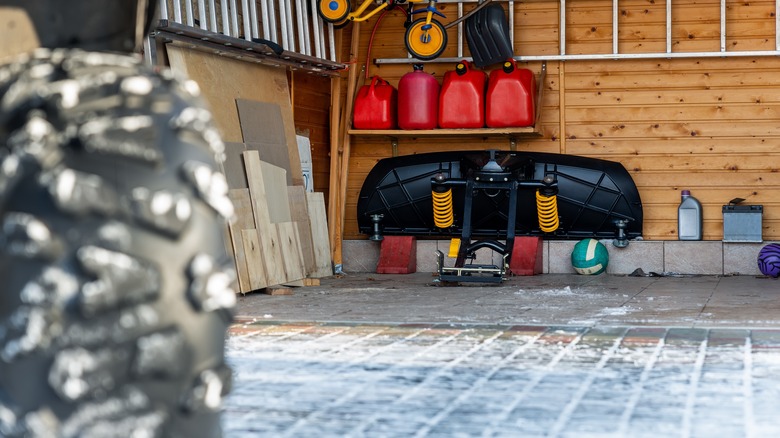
{"left": 341, "top": 240, "right": 777, "bottom": 275}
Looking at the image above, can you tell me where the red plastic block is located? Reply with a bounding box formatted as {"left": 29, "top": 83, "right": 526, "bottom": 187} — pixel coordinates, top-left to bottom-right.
{"left": 509, "top": 236, "right": 543, "bottom": 276}
{"left": 376, "top": 236, "right": 417, "bottom": 274}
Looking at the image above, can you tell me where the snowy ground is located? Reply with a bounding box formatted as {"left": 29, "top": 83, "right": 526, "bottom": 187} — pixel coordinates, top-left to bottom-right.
{"left": 222, "top": 321, "right": 780, "bottom": 437}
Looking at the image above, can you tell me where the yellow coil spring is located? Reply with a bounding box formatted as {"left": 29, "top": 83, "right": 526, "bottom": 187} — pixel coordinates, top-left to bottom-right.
{"left": 432, "top": 189, "right": 454, "bottom": 228}
{"left": 536, "top": 190, "right": 560, "bottom": 233}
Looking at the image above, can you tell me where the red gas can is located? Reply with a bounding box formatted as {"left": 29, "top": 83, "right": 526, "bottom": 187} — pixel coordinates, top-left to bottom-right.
{"left": 352, "top": 76, "right": 397, "bottom": 130}
{"left": 438, "top": 60, "right": 487, "bottom": 129}
{"left": 398, "top": 64, "right": 440, "bottom": 130}
{"left": 486, "top": 59, "right": 536, "bottom": 128}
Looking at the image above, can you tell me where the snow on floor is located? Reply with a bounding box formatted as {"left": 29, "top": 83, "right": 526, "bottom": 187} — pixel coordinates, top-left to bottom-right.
{"left": 222, "top": 322, "right": 780, "bottom": 437}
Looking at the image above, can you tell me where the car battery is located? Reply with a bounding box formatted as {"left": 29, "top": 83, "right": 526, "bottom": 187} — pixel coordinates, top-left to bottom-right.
{"left": 722, "top": 204, "right": 763, "bottom": 242}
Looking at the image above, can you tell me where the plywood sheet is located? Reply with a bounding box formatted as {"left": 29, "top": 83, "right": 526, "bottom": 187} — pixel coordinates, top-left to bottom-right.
{"left": 227, "top": 189, "right": 254, "bottom": 292}
{"left": 237, "top": 99, "right": 295, "bottom": 185}
{"left": 221, "top": 142, "right": 248, "bottom": 190}
{"left": 228, "top": 227, "right": 250, "bottom": 293}
{"left": 260, "top": 160, "right": 292, "bottom": 224}
{"left": 237, "top": 99, "right": 286, "bottom": 144}
{"left": 228, "top": 188, "right": 255, "bottom": 229}
{"left": 165, "top": 46, "right": 303, "bottom": 186}
{"left": 306, "top": 192, "right": 333, "bottom": 278}
{"left": 241, "top": 229, "right": 268, "bottom": 291}
{"left": 288, "top": 186, "right": 316, "bottom": 275}
{"left": 276, "top": 222, "right": 305, "bottom": 282}
{"left": 243, "top": 151, "right": 286, "bottom": 286}
{"left": 246, "top": 141, "right": 293, "bottom": 185}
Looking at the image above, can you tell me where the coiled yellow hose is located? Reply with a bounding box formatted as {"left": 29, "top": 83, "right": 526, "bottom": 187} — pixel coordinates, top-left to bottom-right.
{"left": 536, "top": 190, "right": 559, "bottom": 232}
{"left": 432, "top": 189, "right": 454, "bottom": 228}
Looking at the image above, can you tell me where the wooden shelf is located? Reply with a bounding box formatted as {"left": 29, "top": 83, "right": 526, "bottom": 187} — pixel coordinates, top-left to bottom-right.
{"left": 348, "top": 127, "right": 540, "bottom": 137}
{"left": 348, "top": 126, "right": 542, "bottom": 154}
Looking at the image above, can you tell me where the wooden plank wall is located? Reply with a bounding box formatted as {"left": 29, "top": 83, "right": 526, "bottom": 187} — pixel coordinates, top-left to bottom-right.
{"left": 340, "top": 0, "right": 780, "bottom": 241}
{"left": 292, "top": 72, "right": 333, "bottom": 197}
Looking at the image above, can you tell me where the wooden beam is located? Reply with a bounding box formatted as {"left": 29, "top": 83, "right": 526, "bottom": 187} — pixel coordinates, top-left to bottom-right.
{"left": 327, "top": 29, "right": 345, "bottom": 266}
{"left": 331, "top": 22, "right": 362, "bottom": 270}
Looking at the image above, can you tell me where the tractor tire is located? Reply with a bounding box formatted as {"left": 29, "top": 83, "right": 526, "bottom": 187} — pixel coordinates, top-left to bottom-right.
{"left": 0, "top": 49, "right": 237, "bottom": 437}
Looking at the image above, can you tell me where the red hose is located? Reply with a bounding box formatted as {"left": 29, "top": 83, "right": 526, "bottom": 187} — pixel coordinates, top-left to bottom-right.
{"left": 365, "top": 4, "right": 408, "bottom": 79}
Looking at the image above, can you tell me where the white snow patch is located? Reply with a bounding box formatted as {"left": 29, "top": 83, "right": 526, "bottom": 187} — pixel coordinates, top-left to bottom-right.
{"left": 597, "top": 306, "right": 638, "bottom": 316}
{"left": 336, "top": 288, "right": 397, "bottom": 293}
{"left": 516, "top": 285, "right": 603, "bottom": 301}
{"left": 516, "top": 285, "right": 576, "bottom": 296}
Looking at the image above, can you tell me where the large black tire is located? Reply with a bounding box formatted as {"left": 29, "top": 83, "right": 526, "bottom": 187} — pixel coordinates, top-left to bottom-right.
{"left": 0, "top": 49, "right": 236, "bottom": 437}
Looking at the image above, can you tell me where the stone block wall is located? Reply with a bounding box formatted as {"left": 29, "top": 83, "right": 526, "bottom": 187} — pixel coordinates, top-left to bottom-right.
{"left": 342, "top": 240, "right": 774, "bottom": 276}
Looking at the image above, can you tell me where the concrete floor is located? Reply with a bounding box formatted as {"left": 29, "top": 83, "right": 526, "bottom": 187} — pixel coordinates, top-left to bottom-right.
{"left": 225, "top": 273, "right": 780, "bottom": 437}
{"left": 233, "top": 273, "right": 780, "bottom": 328}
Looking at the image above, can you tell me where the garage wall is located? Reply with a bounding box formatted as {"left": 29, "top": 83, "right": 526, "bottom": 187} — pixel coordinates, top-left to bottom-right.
{"left": 292, "top": 71, "right": 333, "bottom": 196}
{"left": 341, "top": 0, "right": 780, "bottom": 241}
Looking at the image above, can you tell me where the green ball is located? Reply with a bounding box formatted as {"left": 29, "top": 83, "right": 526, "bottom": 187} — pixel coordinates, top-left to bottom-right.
{"left": 571, "top": 238, "right": 609, "bottom": 275}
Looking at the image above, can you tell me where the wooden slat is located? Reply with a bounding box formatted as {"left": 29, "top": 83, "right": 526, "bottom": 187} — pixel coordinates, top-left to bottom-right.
{"left": 263, "top": 286, "right": 294, "bottom": 295}
{"left": 566, "top": 88, "right": 780, "bottom": 106}
{"left": 227, "top": 189, "right": 255, "bottom": 292}
{"left": 642, "top": 204, "right": 766, "bottom": 221}
{"left": 565, "top": 71, "right": 780, "bottom": 90}
{"left": 307, "top": 192, "right": 333, "bottom": 278}
{"left": 241, "top": 229, "right": 268, "bottom": 291}
{"left": 228, "top": 189, "right": 255, "bottom": 229}
{"left": 259, "top": 160, "right": 292, "bottom": 224}
{"left": 564, "top": 121, "right": 780, "bottom": 139}
{"left": 632, "top": 171, "right": 780, "bottom": 187}
{"left": 221, "top": 223, "right": 233, "bottom": 266}
{"left": 566, "top": 104, "right": 780, "bottom": 122}
{"left": 243, "top": 151, "right": 286, "bottom": 286}
{"left": 564, "top": 57, "right": 780, "bottom": 74}
{"left": 638, "top": 193, "right": 778, "bottom": 205}
{"left": 276, "top": 222, "right": 306, "bottom": 283}
{"left": 229, "top": 227, "right": 251, "bottom": 293}
{"left": 566, "top": 138, "right": 780, "bottom": 155}
{"left": 327, "top": 68, "right": 343, "bottom": 268}
{"left": 288, "top": 186, "right": 316, "bottom": 276}
{"left": 601, "top": 155, "right": 780, "bottom": 172}
{"left": 330, "top": 22, "right": 363, "bottom": 269}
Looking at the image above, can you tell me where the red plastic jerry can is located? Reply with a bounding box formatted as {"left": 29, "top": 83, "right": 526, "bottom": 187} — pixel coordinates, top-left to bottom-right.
{"left": 486, "top": 59, "right": 536, "bottom": 128}
{"left": 352, "top": 76, "right": 398, "bottom": 130}
{"left": 398, "top": 64, "right": 440, "bottom": 130}
{"left": 438, "top": 60, "right": 487, "bottom": 129}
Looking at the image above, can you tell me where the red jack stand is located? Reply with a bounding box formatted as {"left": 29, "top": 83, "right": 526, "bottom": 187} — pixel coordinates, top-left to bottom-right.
{"left": 376, "top": 236, "right": 417, "bottom": 274}
{"left": 509, "top": 236, "right": 543, "bottom": 276}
